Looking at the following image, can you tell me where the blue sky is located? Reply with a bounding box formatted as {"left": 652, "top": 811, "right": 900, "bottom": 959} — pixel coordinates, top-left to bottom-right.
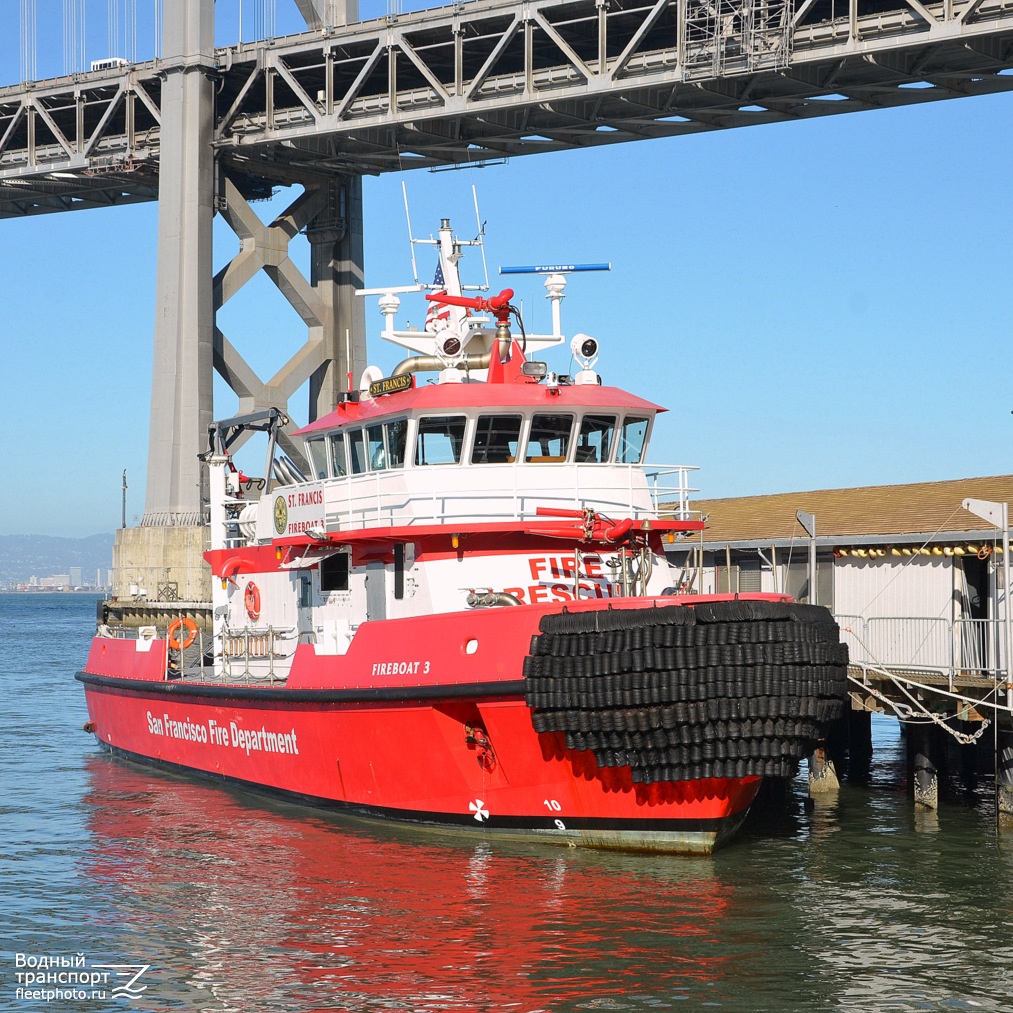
{"left": 2, "top": 2, "right": 1012, "bottom": 536}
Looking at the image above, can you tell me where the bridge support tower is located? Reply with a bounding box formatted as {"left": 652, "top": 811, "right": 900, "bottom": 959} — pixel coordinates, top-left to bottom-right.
{"left": 113, "top": 0, "right": 364, "bottom": 608}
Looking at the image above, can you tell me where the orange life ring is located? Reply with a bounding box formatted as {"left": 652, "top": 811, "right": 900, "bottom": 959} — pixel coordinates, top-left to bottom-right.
{"left": 245, "top": 581, "right": 261, "bottom": 621}
{"left": 167, "top": 616, "right": 198, "bottom": 651}
{"left": 978, "top": 545, "right": 992, "bottom": 560}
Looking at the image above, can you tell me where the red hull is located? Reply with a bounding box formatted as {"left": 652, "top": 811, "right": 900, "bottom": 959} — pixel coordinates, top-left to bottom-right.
{"left": 79, "top": 601, "right": 767, "bottom": 853}
{"left": 79, "top": 675, "right": 759, "bottom": 853}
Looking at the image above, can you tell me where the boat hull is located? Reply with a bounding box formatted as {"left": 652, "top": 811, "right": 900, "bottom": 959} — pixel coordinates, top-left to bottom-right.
{"left": 78, "top": 596, "right": 849, "bottom": 854}
{"left": 77, "top": 672, "right": 760, "bottom": 854}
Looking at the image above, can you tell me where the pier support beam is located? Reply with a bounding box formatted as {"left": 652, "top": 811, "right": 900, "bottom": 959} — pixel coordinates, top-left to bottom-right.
{"left": 212, "top": 173, "right": 365, "bottom": 464}
{"left": 808, "top": 744, "right": 840, "bottom": 795}
{"left": 910, "top": 725, "right": 939, "bottom": 810}
{"left": 847, "top": 705, "right": 873, "bottom": 783}
{"left": 998, "top": 729, "right": 1013, "bottom": 824}
{"left": 114, "top": 0, "right": 215, "bottom": 607}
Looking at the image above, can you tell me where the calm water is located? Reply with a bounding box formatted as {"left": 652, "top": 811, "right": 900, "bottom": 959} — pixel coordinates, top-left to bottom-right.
{"left": 3, "top": 592, "right": 1013, "bottom": 1013}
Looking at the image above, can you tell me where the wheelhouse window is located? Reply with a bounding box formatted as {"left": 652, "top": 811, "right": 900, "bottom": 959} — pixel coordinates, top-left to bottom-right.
{"left": 415, "top": 416, "right": 467, "bottom": 465}
{"left": 472, "top": 414, "right": 521, "bottom": 464}
{"left": 330, "top": 433, "right": 347, "bottom": 477}
{"left": 575, "top": 415, "right": 616, "bottom": 464}
{"left": 306, "top": 438, "right": 329, "bottom": 480}
{"left": 617, "top": 416, "right": 651, "bottom": 464}
{"left": 349, "top": 429, "right": 368, "bottom": 475}
{"left": 385, "top": 419, "right": 408, "bottom": 469}
{"left": 367, "top": 424, "right": 386, "bottom": 470}
{"left": 525, "top": 414, "right": 573, "bottom": 463}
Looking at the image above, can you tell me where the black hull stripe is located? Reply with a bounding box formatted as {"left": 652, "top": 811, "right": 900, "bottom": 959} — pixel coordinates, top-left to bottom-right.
{"left": 76, "top": 670, "right": 527, "bottom": 704}
{"left": 96, "top": 741, "right": 740, "bottom": 838}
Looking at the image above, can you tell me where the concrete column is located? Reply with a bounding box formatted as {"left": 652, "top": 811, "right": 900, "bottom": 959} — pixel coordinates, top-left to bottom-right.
{"left": 998, "top": 728, "right": 1013, "bottom": 824}
{"left": 307, "top": 176, "right": 366, "bottom": 420}
{"left": 142, "top": 0, "right": 215, "bottom": 526}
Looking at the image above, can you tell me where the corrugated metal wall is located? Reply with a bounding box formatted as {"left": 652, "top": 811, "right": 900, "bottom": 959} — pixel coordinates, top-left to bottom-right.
{"left": 834, "top": 556, "right": 952, "bottom": 619}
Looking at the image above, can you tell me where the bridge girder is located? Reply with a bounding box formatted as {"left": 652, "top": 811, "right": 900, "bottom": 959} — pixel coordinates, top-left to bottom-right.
{"left": 1, "top": 0, "right": 1012, "bottom": 215}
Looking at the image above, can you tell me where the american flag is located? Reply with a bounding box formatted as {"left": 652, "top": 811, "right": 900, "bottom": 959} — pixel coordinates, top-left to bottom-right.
{"left": 425, "top": 261, "right": 450, "bottom": 331}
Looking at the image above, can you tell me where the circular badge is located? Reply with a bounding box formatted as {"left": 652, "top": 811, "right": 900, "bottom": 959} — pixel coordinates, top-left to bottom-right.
{"left": 273, "top": 495, "right": 288, "bottom": 535}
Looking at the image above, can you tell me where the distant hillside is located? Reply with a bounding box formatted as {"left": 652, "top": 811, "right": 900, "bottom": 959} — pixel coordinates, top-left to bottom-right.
{"left": 0, "top": 533, "right": 114, "bottom": 585}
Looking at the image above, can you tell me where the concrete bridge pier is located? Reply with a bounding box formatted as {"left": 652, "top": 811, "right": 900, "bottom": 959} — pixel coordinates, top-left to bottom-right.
{"left": 111, "top": 0, "right": 365, "bottom": 611}
{"left": 113, "top": 0, "right": 214, "bottom": 607}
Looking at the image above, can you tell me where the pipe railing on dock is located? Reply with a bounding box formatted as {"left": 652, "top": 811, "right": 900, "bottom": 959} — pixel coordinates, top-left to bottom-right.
{"left": 836, "top": 613, "right": 1010, "bottom": 692}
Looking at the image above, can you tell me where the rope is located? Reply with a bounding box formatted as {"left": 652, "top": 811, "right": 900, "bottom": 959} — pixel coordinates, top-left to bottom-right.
{"left": 848, "top": 664, "right": 1002, "bottom": 745}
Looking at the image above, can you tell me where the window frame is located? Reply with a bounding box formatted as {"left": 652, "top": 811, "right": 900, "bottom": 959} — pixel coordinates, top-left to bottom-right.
{"left": 616, "top": 415, "right": 653, "bottom": 465}
{"left": 524, "top": 412, "right": 575, "bottom": 464}
{"left": 306, "top": 438, "right": 330, "bottom": 480}
{"left": 414, "top": 414, "right": 469, "bottom": 467}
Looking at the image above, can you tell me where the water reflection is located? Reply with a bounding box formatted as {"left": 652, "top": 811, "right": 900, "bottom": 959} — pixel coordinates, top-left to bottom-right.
{"left": 75, "top": 727, "right": 1013, "bottom": 1013}
{"left": 80, "top": 758, "right": 745, "bottom": 1012}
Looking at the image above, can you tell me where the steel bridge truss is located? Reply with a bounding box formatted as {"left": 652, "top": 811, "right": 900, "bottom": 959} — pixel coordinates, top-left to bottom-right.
{"left": 212, "top": 173, "right": 363, "bottom": 470}
{"left": 3, "top": 0, "right": 1013, "bottom": 214}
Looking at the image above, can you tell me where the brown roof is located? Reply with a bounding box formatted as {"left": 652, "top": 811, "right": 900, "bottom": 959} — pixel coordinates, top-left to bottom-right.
{"left": 691, "top": 475, "right": 1013, "bottom": 545}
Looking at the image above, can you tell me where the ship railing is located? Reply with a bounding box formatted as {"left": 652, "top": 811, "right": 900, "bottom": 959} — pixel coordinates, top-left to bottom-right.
{"left": 322, "top": 463, "right": 700, "bottom": 530}
{"left": 220, "top": 625, "right": 297, "bottom": 685}
{"left": 834, "top": 613, "right": 1009, "bottom": 692}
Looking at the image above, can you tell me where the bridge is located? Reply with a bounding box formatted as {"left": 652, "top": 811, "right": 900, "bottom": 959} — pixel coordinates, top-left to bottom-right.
{"left": 2, "top": 0, "right": 1012, "bottom": 598}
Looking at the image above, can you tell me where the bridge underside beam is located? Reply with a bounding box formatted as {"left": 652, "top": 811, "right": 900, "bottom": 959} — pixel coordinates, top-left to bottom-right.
{"left": 2, "top": 0, "right": 1013, "bottom": 215}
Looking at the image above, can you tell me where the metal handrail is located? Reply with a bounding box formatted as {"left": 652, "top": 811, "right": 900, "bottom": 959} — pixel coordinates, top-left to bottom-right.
{"left": 835, "top": 613, "right": 1009, "bottom": 692}
{"left": 318, "top": 461, "right": 700, "bottom": 532}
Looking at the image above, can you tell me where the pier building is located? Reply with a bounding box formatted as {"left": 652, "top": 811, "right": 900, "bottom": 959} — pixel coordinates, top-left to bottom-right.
{"left": 670, "top": 474, "right": 1013, "bottom": 810}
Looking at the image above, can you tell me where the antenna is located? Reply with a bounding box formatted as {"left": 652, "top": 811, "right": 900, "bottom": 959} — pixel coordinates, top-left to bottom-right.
{"left": 402, "top": 181, "right": 420, "bottom": 286}
{"left": 500, "top": 263, "right": 612, "bottom": 275}
{"left": 472, "top": 185, "right": 490, "bottom": 291}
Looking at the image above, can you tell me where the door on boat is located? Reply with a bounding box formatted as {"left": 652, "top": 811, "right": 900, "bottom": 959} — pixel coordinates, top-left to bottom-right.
{"left": 365, "top": 561, "right": 386, "bottom": 622}
{"left": 296, "top": 573, "right": 314, "bottom": 642}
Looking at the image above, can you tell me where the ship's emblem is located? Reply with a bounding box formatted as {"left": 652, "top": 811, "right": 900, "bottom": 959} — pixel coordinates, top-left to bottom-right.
{"left": 469, "top": 799, "right": 490, "bottom": 822}
{"left": 273, "top": 495, "right": 288, "bottom": 535}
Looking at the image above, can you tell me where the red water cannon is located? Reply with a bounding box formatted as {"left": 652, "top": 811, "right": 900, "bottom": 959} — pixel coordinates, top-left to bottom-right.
{"left": 426, "top": 288, "right": 515, "bottom": 323}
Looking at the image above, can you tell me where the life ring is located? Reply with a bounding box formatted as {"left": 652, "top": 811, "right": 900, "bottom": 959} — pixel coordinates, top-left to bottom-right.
{"left": 244, "top": 581, "right": 262, "bottom": 621}
{"left": 978, "top": 545, "right": 992, "bottom": 560}
{"left": 167, "top": 616, "right": 198, "bottom": 651}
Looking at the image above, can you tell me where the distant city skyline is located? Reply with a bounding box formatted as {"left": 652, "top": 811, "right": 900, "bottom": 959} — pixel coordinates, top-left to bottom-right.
{"left": 4, "top": 569, "right": 111, "bottom": 591}
{"left": 2, "top": 4, "right": 1011, "bottom": 537}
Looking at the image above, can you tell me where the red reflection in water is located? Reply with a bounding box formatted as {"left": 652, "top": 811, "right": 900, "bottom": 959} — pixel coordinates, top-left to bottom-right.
{"left": 81, "top": 758, "right": 736, "bottom": 1012}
